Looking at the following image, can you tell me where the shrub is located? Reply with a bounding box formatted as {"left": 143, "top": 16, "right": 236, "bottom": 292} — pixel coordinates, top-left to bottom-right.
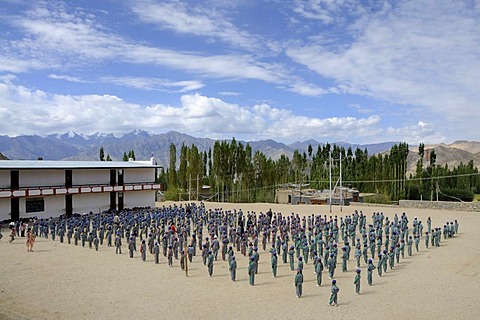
{"left": 363, "top": 193, "right": 392, "bottom": 205}
{"left": 438, "top": 188, "right": 474, "bottom": 202}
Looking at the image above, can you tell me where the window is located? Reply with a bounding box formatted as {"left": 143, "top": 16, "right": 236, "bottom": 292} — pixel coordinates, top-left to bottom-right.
{"left": 26, "top": 197, "right": 45, "bottom": 213}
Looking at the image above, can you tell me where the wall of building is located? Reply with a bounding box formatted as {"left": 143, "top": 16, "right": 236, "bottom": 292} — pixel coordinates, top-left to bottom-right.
{"left": 19, "top": 170, "right": 64, "bottom": 187}
{"left": 73, "top": 169, "right": 111, "bottom": 186}
{"left": 0, "top": 171, "right": 9, "bottom": 189}
{"left": 124, "top": 191, "right": 155, "bottom": 208}
{"left": 73, "top": 193, "right": 111, "bottom": 214}
{"left": 124, "top": 168, "right": 154, "bottom": 183}
{"left": 19, "top": 196, "right": 65, "bottom": 219}
{"left": 0, "top": 198, "right": 10, "bottom": 221}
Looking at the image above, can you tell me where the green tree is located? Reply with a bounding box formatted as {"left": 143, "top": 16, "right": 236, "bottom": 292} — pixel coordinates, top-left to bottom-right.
{"left": 128, "top": 150, "right": 136, "bottom": 161}
{"left": 167, "top": 143, "right": 177, "bottom": 188}
{"left": 99, "top": 147, "right": 105, "bottom": 161}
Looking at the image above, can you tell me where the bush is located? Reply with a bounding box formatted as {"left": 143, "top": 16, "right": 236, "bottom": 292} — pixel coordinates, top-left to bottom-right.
{"left": 363, "top": 193, "right": 392, "bottom": 205}
{"left": 438, "top": 188, "right": 474, "bottom": 202}
{"left": 407, "top": 185, "right": 421, "bottom": 200}
{"left": 164, "top": 186, "right": 181, "bottom": 201}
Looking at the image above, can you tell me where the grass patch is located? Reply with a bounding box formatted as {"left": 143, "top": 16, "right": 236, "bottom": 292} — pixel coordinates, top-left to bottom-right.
{"left": 362, "top": 193, "right": 393, "bottom": 205}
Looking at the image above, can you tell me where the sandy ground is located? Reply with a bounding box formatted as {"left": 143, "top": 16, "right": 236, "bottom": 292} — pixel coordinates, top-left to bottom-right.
{"left": 0, "top": 202, "right": 479, "bottom": 320}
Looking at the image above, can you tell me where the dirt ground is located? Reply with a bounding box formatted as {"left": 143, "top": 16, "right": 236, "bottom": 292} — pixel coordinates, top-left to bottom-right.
{"left": 0, "top": 202, "right": 479, "bottom": 320}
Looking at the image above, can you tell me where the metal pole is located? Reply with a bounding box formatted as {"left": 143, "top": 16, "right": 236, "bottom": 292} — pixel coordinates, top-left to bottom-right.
{"left": 188, "top": 173, "right": 191, "bottom": 201}
{"left": 184, "top": 237, "right": 188, "bottom": 277}
{"left": 329, "top": 151, "right": 332, "bottom": 213}
{"left": 340, "top": 151, "right": 343, "bottom": 212}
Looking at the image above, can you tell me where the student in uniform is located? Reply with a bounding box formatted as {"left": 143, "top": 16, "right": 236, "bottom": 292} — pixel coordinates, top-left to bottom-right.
{"left": 354, "top": 269, "right": 361, "bottom": 294}
{"left": 207, "top": 250, "right": 214, "bottom": 277}
{"left": 328, "top": 279, "right": 339, "bottom": 307}
{"left": 367, "top": 259, "right": 376, "bottom": 286}
{"left": 271, "top": 251, "right": 278, "bottom": 277}
{"left": 248, "top": 256, "right": 256, "bottom": 286}
{"left": 229, "top": 256, "right": 237, "bottom": 282}
{"left": 129, "top": 236, "right": 135, "bottom": 258}
{"left": 315, "top": 255, "right": 324, "bottom": 287}
{"left": 295, "top": 269, "right": 304, "bottom": 298}
{"left": 93, "top": 235, "right": 99, "bottom": 251}
{"left": 115, "top": 232, "right": 122, "bottom": 254}
{"left": 288, "top": 246, "right": 295, "bottom": 271}
{"left": 141, "top": 239, "right": 147, "bottom": 262}
{"left": 167, "top": 245, "right": 173, "bottom": 266}
{"left": 153, "top": 242, "right": 160, "bottom": 264}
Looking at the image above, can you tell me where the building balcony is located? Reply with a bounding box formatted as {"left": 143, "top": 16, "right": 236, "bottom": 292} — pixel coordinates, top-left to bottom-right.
{"left": 0, "top": 182, "right": 162, "bottom": 198}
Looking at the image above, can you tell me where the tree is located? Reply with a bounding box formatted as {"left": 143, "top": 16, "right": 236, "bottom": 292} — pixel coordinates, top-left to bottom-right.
{"left": 128, "top": 150, "right": 136, "bottom": 161}
{"left": 99, "top": 147, "right": 105, "bottom": 161}
{"left": 122, "top": 152, "right": 128, "bottom": 161}
{"left": 167, "top": 143, "right": 177, "bottom": 188}
{"left": 106, "top": 154, "right": 112, "bottom": 161}
{"left": 178, "top": 144, "right": 188, "bottom": 191}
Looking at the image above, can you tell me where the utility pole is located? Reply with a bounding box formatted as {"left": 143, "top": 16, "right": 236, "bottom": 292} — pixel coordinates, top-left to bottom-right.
{"left": 188, "top": 173, "right": 192, "bottom": 202}
{"left": 329, "top": 151, "right": 332, "bottom": 213}
{"left": 184, "top": 236, "right": 188, "bottom": 277}
{"left": 340, "top": 151, "right": 343, "bottom": 212}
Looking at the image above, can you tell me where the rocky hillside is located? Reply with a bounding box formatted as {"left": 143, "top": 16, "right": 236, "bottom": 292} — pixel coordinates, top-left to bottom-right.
{"left": 405, "top": 141, "right": 480, "bottom": 176}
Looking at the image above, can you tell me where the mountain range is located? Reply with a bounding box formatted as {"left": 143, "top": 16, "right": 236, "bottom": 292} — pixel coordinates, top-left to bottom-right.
{"left": 1, "top": 130, "right": 479, "bottom": 176}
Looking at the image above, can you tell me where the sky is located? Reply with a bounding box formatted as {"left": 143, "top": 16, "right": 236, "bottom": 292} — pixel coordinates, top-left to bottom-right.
{"left": 0, "top": 0, "right": 479, "bottom": 144}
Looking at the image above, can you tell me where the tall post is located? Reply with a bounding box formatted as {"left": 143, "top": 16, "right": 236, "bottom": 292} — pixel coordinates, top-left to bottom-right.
{"left": 329, "top": 151, "right": 332, "bottom": 213}
{"left": 184, "top": 236, "right": 188, "bottom": 277}
{"left": 188, "top": 173, "right": 191, "bottom": 201}
{"left": 340, "top": 151, "right": 343, "bottom": 212}
{"left": 197, "top": 174, "right": 199, "bottom": 201}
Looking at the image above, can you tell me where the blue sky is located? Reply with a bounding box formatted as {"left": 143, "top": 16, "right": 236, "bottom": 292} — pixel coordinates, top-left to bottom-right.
{"left": 0, "top": 0, "right": 479, "bottom": 144}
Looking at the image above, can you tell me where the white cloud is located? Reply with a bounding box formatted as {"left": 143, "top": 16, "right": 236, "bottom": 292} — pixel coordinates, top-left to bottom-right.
{"left": 0, "top": 56, "right": 45, "bottom": 73}
{"left": 0, "top": 78, "right": 389, "bottom": 142}
{"left": 287, "top": 0, "right": 480, "bottom": 136}
{"left": 0, "top": 3, "right": 323, "bottom": 96}
{"left": 131, "top": 0, "right": 259, "bottom": 51}
{"left": 48, "top": 74, "right": 91, "bottom": 83}
{"left": 292, "top": 0, "right": 368, "bottom": 24}
{"left": 100, "top": 76, "right": 204, "bottom": 92}
{"left": 349, "top": 103, "right": 373, "bottom": 114}
{"left": 385, "top": 121, "right": 446, "bottom": 145}
{"left": 218, "top": 91, "right": 241, "bottom": 96}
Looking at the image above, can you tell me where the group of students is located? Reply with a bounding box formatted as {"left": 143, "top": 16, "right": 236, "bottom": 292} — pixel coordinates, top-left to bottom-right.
{"left": 2, "top": 221, "right": 36, "bottom": 251}
{"left": 4, "top": 203, "right": 460, "bottom": 306}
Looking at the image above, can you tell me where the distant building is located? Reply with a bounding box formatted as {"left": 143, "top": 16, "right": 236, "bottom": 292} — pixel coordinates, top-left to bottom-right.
{"left": 276, "top": 185, "right": 361, "bottom": 205}
{"left": 0, "top": 159, "right": 162, "bottom": 221}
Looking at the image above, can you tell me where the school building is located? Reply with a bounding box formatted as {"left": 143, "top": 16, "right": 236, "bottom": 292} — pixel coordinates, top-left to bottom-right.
{"left": 0, "top": 159, "right": 162, "bottom": 221}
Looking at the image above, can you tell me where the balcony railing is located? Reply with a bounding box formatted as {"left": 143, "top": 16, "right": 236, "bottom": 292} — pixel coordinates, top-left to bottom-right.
{"left": 0, "top": 182, "right": 161, "bottom": 198}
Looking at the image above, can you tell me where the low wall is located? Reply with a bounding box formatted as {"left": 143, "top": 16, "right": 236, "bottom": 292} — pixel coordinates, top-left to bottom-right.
{"left": 398, "top": 200, "right": 480, "bottom": 212}
{"left": 351, "top": 200, "right": 480, "bottom": 212}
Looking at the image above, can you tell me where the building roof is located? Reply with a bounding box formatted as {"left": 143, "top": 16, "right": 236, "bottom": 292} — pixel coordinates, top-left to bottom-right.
{"left": 0, "top": 160, "right": 162, "bottom": 170}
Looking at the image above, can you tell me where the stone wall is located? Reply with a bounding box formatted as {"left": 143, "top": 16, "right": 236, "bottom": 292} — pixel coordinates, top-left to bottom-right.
{"left": 398, "top": 200, "right": 480, "bottom": 212}
{"left": 352, "top": 200, "right": 480, "bottom": 212}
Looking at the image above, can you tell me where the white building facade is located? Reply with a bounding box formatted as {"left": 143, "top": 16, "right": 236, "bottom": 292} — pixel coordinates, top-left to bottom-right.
{"left": 0, "top": 159, "right": 162, "bottom": 221}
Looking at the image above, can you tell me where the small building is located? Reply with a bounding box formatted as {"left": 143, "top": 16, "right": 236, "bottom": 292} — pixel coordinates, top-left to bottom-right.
{"left": 0, "top": 159, "right": 162, "bottom": 221}
{"left": 276, "top": 185, "right": 362, "bottom": 205}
